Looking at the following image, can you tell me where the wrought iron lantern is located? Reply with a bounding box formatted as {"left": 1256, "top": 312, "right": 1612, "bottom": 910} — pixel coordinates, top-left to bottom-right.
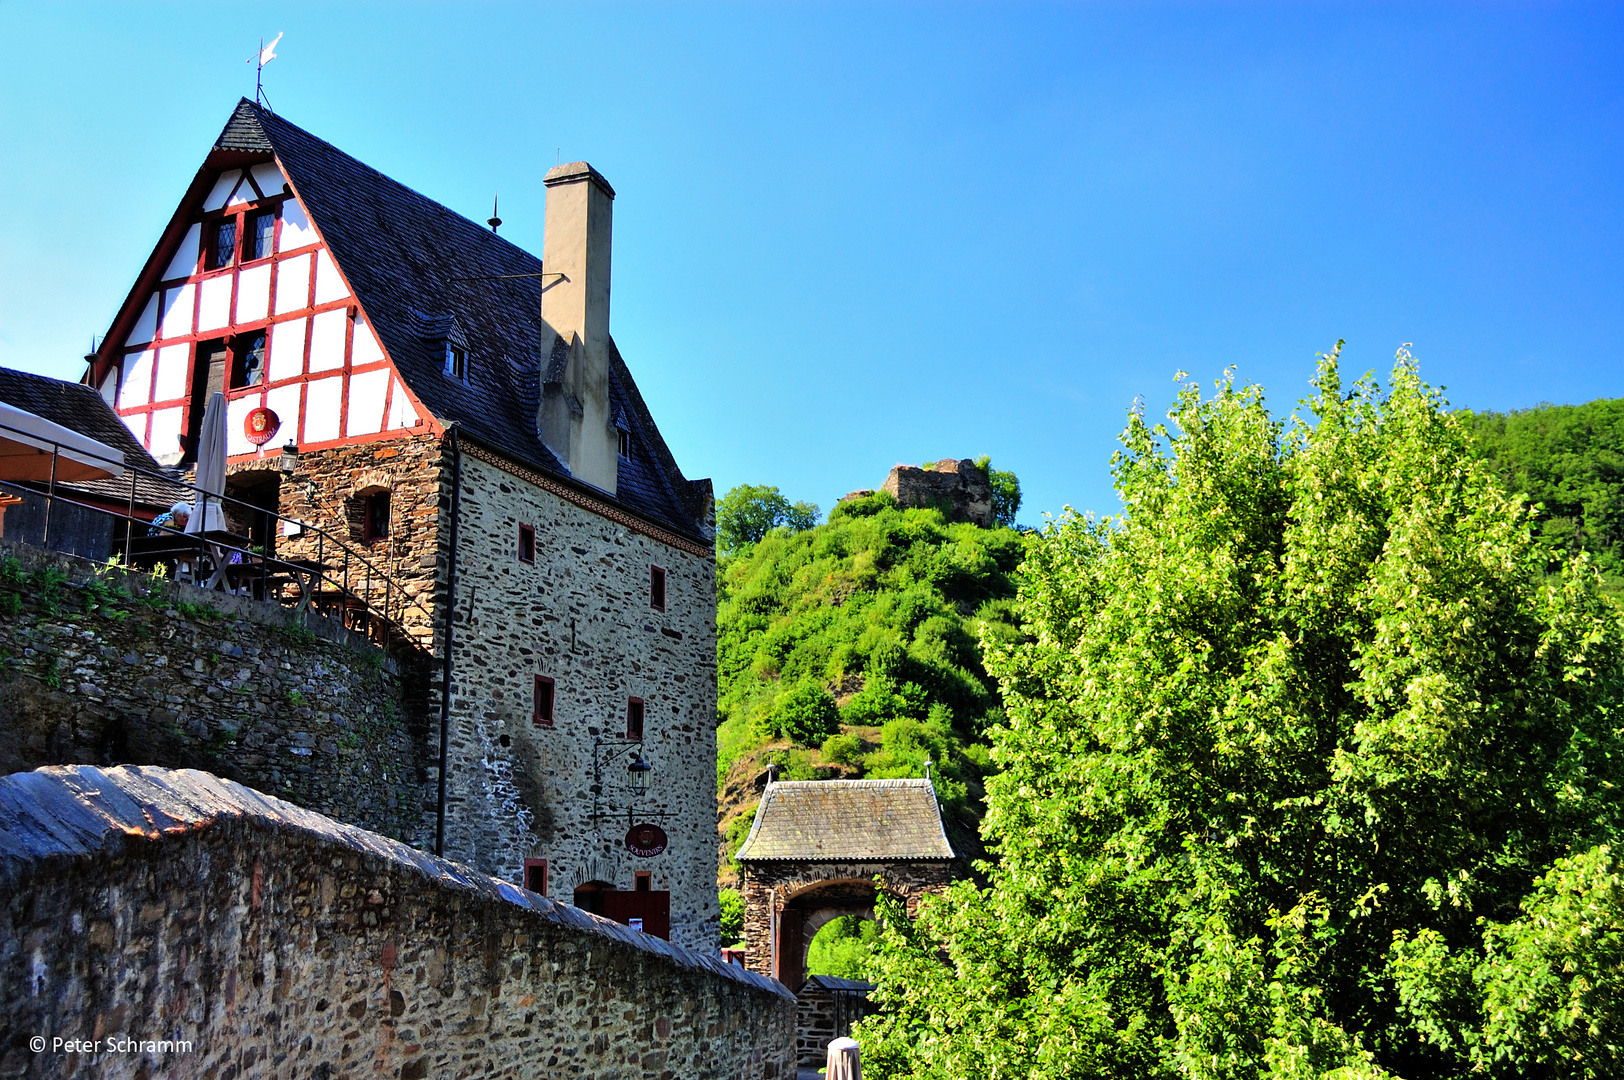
{"left": 279, "top": 440, "right": 299, "bottom": 476}
{"left": 627, "top": 753, "right": 652, "bottom": 794}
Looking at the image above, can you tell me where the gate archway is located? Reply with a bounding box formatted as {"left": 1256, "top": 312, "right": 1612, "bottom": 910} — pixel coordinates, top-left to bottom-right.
{"left": 736, "top": 777, "right": 955, "bottom": 994}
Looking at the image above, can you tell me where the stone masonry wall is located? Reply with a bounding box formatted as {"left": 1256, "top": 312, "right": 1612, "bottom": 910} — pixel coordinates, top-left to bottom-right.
{"left": 740, "top": 860, "right": 953, "bottom": 981}
{"left": 0, "top": 539, "right": 429, "bottom": 844}
{"left": 440, "top": 451, "right": 721, "bottom": 952}
{"left": 0, "top": 765, "right": 797, "bottom": 1080}
{"left": 268, "top": 431, "right": 445, "bottom": 646}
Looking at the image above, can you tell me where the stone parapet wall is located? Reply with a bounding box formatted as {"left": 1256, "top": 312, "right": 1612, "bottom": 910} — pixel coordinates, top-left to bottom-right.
{"left": 0, "top": 765, "right": 796, "bottom": 1080}
{"left": 0, "top": 540, "right": 429, "bottom": 844}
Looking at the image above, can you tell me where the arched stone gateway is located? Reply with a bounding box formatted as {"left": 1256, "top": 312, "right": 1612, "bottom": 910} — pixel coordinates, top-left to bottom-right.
{"left": 736, "top": 777, "right": 955, "bottom": 1064}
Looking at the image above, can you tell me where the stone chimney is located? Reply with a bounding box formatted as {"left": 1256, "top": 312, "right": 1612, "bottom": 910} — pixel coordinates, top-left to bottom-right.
{"left": 538, "top": 161, "right": 618, "bottom": 494}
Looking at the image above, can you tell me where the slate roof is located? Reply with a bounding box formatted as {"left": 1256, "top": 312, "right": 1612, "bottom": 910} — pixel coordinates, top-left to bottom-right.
{"left": 735, "top": 779, "right": 955, "bottom": 862}
{"left": 0, "top": 366, "right": 190, "bottom": 511}
{"left": 207, "top": 100, "right": 711, "bottom": 545}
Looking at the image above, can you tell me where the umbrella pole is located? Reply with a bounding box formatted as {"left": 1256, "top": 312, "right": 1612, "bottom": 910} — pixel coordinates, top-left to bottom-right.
{"left": 125, "top": 466, "right": 137, "bottom": 564}
{"left": 42, "top": 443, "right": 58, "bottom": 549}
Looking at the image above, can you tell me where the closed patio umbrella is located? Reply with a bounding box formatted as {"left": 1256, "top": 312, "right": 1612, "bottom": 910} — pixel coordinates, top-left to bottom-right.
{"left": 186, "top": 392, "right": 227, "bottom": 534}
{"left": 0, "top": 400, "right": 124, "bottom": 483}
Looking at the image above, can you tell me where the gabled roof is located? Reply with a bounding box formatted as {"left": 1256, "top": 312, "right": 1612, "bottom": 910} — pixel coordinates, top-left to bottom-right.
{"left": 0, "top": 367, "right": 189, "bottom": 509}
{"left": 201, "top": 100, "right": 711, "bottom": 544}
{"left": 735, "top": 779, "right": 955, "bottom": 862}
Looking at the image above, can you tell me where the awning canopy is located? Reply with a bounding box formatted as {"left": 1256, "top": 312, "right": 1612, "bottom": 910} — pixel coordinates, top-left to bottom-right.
{"left": 0, "top": 399, "right": 125, "bottom": 483}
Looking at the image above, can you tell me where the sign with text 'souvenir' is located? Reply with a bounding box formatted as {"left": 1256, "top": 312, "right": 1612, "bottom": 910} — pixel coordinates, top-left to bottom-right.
{"left": 625, "top": 823, "right": 668, "bottom": 858}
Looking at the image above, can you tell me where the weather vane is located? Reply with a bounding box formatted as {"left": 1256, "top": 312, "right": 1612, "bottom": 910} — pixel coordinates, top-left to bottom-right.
{"left": 246, "top": 32, "right": 283, "bottom": 110}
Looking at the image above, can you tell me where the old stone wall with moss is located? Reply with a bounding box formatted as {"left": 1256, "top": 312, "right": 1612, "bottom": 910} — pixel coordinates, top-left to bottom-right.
{"left": 0, "top": 540, "right": 429, "bottom": 844}
{"left": 0, "top": 765, "right": 796, "bottom": 1080}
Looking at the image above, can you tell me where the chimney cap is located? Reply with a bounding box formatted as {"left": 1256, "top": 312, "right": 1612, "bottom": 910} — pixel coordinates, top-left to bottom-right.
{"left": 543, "top": 161, "right": 616, "bottom": 199}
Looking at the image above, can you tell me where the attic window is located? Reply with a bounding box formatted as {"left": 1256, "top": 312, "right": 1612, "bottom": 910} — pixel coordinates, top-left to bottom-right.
{"left": 443, "top": 342, "right": 467, "bottom": 380}
{"left": 208, "top": 218, "right": 237, "bottom": 270}
{"left": 617, "top": 429, "right": 631, "bottom": 458}
{"left": 247, "top": 210, "right": 276, "bottom": 261}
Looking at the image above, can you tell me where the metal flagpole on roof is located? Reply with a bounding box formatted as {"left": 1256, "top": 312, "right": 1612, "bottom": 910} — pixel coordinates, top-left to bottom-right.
{"left": 248, "top": 32, "right": 283, "bottom": 111}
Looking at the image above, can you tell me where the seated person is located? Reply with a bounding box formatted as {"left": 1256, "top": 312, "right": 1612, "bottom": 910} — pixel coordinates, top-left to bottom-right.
{"left": 149, "top": 501, "right": 191, "bottom": 535}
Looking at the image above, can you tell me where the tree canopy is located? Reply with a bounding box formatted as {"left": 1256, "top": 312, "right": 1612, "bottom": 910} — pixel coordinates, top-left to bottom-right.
{"left": 1462, "top": 397, "right": 1624, "bottom": 595}
{"left": 715, "top": 483, "right": 820, "bottom": 553}
{"left": 854, "top": 350, "right": 1624, "bottom": 1079}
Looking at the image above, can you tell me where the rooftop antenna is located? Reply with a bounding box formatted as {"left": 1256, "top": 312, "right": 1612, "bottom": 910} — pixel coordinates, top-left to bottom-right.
{"left": 247, "top": 32, "right": 283, "bottom": 111}
{"left": 488, "top": 194, "right": 502, "bottom": 233}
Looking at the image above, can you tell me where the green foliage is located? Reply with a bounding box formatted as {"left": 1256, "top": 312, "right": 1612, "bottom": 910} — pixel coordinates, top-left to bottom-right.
{"left": 176, "top": 600, "right": 223, "bottom": 623}
{"left": 974, "top": 454, "right": 1023, "bottom": 528}
{"left": 1463, "top": 397, "right": 1624, "bottom": 593}
{"left": 821, "top": 731, "right": 864, "bottom": 765}
{"left": 807, "top": 915, "right": 881, "bottom": 981}
{"left": 759, "top": 681, "right": 840, "bottom": 745}
{"left": 854, "top": 349, "right": 1624, "bottom": 1080}
{"left": 1393, "top": 843, "right": 1624, "bottom": 1079}
{"left": 716, "top": 483, "right": 821, "bottom": 553}
{"left": 716, "top": 491, "right": 1027, "bottom": 829}
{"left": 719, "top": 886, "right": 746, "bottom": 946}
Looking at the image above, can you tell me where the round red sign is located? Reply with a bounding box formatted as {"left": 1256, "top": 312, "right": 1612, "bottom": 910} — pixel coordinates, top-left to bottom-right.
{"left": 625, "top": 823, "right": 668, "bottom": 858}
{"left": 244, "top": 407, "right": 281, "bottom": 446}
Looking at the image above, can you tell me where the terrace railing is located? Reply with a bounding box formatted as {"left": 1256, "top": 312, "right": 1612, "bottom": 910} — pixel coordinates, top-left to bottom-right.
{"left": 0, "top": 416, "right": 433, "bottom": 654}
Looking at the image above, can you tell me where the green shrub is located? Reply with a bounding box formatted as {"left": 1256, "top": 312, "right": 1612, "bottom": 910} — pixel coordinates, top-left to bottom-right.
{"left": 719, "top": 887, "right": 746, "bottom": 946}
{"left": 821, "top": 732, "right": 864, "bottom": 766}
{"left": 761, "top": 682, "right": 840, "bottom": 746}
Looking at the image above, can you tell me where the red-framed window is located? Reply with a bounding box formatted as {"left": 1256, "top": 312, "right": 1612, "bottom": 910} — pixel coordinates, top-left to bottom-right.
{"left": 533, "top": 675, "right": 555, "bottom": 727}
{"left": 634, "top": 871, "right": 652, "bottom": 892}
{"left": 523, "top": 858, "right": 548, "bottom": 896}
{"left": 626, "top": 696, "right": 645, "bottom": 741}
{"left": 207, "top": 217, "right": 238, "bottom": 270}
{"left": 649, "top": 565, "right": 666, "bottom": 612}
{"left": 518, "top": 524, "right": 536, "bottom": 564}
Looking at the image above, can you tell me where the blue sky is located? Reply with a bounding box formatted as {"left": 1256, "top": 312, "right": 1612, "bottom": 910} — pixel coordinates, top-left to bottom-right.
{"left": 2, "top": 3, "right": 1620, "bottom": 524}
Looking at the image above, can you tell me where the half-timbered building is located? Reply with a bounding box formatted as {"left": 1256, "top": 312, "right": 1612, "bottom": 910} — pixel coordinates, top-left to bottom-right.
{"left": 82, "top": 99, "right": 721, "bottom": 950}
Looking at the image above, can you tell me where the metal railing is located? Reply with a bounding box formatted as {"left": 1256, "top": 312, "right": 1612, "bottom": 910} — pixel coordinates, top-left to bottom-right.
{"left": 0, "top": 416, "right": 433, "bottom": 653}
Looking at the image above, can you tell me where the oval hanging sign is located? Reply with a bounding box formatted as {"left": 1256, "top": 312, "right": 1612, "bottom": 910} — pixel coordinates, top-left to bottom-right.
{"left": 244, "top": 407, "right": 281, "bottom": 446}
{"left": 625, "top": 823, "right": 668, "bottom": 858}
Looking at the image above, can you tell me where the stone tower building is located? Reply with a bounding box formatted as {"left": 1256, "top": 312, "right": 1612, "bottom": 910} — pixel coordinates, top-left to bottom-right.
{"left": 82, "top": 100, "right": 721, "bottom": 950}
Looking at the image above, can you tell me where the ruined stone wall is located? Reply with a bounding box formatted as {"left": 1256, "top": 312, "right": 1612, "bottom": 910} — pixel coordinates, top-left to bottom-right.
{"left": 0, "top": 765, "right": 796, "bottom": 1080}
{"left": 878, "top": 458, "right": 994, "bottom": 527}
{"left": 0, "top": 540, "right": 428, "bottom": 844}
{"left": 740, "top": 860, "right": 953, "bottom": 981}
{"left": 440, "top": 449, "right": 721, "bottom": 952}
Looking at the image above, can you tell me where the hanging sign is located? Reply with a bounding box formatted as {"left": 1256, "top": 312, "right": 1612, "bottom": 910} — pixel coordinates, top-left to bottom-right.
{"left": 244, "top": 407, "right": 281, "bottom": 446}
{"left": 625, "top": 823, "right": 668, "bottom": 858}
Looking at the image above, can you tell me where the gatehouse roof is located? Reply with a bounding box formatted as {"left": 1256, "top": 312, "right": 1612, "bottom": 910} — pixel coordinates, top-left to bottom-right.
{"left": 735, "top": 778, "right": 955, "bottom": 862}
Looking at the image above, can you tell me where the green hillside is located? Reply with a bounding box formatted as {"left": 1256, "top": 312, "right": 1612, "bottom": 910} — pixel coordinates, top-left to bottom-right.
{"left": 713, "top": 488, "right": 1027, "bottom": 891}
{"left": 1463, "top": 396, "right": 1624, "bottom": 595}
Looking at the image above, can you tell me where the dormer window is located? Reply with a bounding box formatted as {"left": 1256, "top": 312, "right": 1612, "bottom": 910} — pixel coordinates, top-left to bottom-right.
{"left": 617, "top": 429, "right": 630, "bottom": 458}
{"left": 443, "top": 342, "right": 467, "bottom": 380}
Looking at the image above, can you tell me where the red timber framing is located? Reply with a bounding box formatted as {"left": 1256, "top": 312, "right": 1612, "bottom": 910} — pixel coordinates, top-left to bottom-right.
{"left": 85, "top": 154, "right": 438, "bottom": 466}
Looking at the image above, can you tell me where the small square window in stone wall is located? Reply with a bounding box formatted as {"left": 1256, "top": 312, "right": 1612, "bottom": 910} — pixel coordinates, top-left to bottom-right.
{"left": 626, "top": 696, "right": 645, "bottom": 740}
{"left": 524, "top": 858, "right": 548, "bottom": 896}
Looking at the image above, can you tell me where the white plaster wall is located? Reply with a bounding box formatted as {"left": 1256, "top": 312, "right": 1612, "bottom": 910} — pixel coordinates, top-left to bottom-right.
{"left": 236, "top": 263, "right": 272, "bottom": 324}
{"left": 127, "top": 295, "right": 159, "bottom": 347}
{"left": 203, "top": 171, "right": 238, "bottom": 212}
{"left": 314, "top": 250, "right": 349, "bottom": 305}
{"left": 279, "top": 198, "right": 317, "bottom": 251}
{"left": 153, "top": 344, "right": 189, "bottom": 404}
{"left": 268, "top": 318, "right": 306, "bottom": 382}
{"left": 346, "top": 368, "right": 388, "bottom": 436}
{"left": 308, "top": 309, "right": 346, "bottom": 372}
{"left": 442, "top": 455, "right": 720, "bottom": 953}
{"left": 304, "top": 376, "right": 342, "bottom": 443}
{"left": 163, "top": 224, "right": 201, "bottom": 281}
{"left": 197, "top": 274, "right": 232, "bottom": 333}
{"left": 275, "top": 253, "right": 310, "bottom": 314}
{"left": 387, "top": 379, "right": 418, "bottom": 429}
{"left": 161, "top": 284, "right": 195, "bottom": 340}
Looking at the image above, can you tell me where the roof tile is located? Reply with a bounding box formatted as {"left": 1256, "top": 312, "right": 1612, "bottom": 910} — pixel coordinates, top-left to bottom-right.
{"left": 736, "top": 779, "right": 955, "bottom": 862}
